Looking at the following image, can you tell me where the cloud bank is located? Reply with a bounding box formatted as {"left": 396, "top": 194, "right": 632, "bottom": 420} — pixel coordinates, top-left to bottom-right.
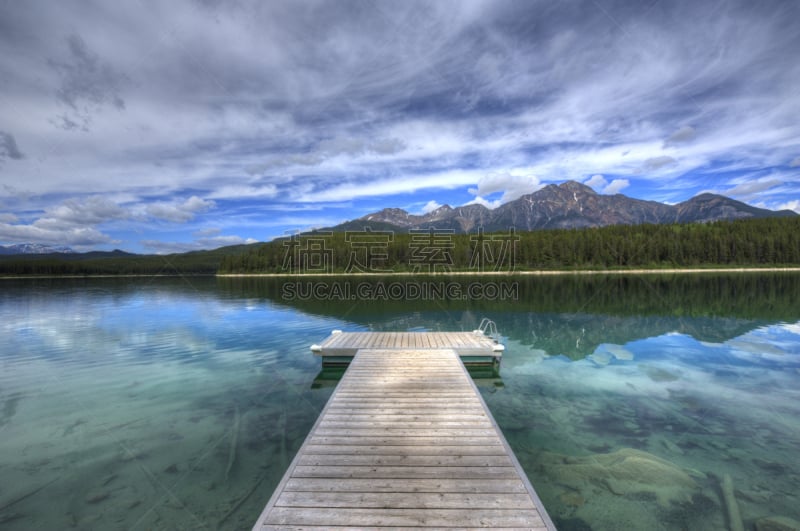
{"left": 0, "top": 0, "right": 797, "bottom": 250}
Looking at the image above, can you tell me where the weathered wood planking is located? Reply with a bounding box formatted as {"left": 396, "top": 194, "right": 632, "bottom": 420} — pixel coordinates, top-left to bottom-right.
{"left": 311, "top": 331, "right": 505, "bottom": 364}
{"left": 253, "top": 348, "right": 555, "bottom": 530}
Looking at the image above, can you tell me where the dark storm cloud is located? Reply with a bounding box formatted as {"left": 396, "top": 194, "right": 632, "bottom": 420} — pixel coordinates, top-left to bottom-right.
{"left": 48, "top": 34, "right": 127, "bottom": 131}
{"left": 0, "top": 132, "right": 24, "bottom": 161}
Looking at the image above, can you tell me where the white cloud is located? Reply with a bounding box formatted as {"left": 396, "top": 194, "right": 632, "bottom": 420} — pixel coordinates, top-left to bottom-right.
{"left": 584, "top": 174, "right": 608, "bottom": 191}
{"left": 0, "top": 195, "right": 126, "bottom": 247}
{"left": 0, "top": 222, "right": 118, "bottom": 247}
{"left": 776, "top": 200, "right": 800, "bottom": 213}
{"left": 421, "top": 200, "right": 442, "bottom": 214}
{"left": 466, "top": 196, "right": 501, "bottom": 209}
{"left": 35, "top": 196, "right": 128, "bottom": 229}
{"left": 296, "top": 169, "right": 478, "bottom": 203}
{"left": 603, "top": 179, "right": 630, "bottom": 194}
{"left": 206, "top": 184, "right": 278, "bottom": 200}
{"left": 146, "top": 196, "right": 215, "bottom": 223}
{"left": 141, "top": 234, "right": 258, "bottom": 254}
{"left": 316, "top": 136, "right": 405, "bottom": 157}
{"left": 583, "top": 175, "right": 629, "bottom": 194}
{"left": 724, "top": 179, "right": 782, "bottom": 200}
{"left": 194, "top": 227, "right": 222, "bottom": 237}
{"left": 790, "top": 157, "right": 800, "bottom": 167}
{"left": 468, "top": 173, "right": 542, "bottom": 205}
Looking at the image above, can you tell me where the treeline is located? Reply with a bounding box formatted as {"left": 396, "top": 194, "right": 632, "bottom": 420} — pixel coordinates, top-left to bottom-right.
{"left": 2, "top": 217, "right": 798, "bottom": 277}
{"left": 219, "top": 216, "right": 800, "bottom": 273}
{"left": 0, "top": 246, "right": 248, "bottom": 276}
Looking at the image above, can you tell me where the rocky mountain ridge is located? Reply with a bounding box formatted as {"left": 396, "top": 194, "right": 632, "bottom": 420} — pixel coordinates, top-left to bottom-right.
{"left": 332, "top": 181, "right": 796, "bottom": 233}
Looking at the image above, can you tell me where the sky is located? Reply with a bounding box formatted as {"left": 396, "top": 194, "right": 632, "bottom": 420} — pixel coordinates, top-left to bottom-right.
{"left": 0, "top": 0, "right": 798, "bottom": 253}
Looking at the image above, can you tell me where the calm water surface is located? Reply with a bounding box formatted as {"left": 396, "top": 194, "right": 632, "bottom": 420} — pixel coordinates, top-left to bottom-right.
{"left": 1, "top": 274, "right": 798, "bottom": 530}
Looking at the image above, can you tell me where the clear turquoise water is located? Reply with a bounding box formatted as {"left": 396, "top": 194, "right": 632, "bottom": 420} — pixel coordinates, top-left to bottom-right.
{"left": 1, "top": 275, "right": 798, "bottom": 530}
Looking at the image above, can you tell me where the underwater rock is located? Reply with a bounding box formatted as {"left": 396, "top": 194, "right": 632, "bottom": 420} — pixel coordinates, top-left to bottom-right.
{"left": 0, "top": 512, "right": 25, "bottom": 525}
{"left": 752, "top": 458, "right": 787, "bottom": 474}
{"left": 755, "top": 516, "right": 800, "bottom": 531}
{"left": 538, "top": 447, "right": 698, "bottom": 507}
{"left": 558, "top": 490, "right": 585, "bottom": 507}
{"left": 119, "top": 450, "right": 148, "bottom": 462}
{"left": 642, "top": 365, "right": 680, "bottom": 382}
{"left": 721, "top": 473, "right": 744, "bottom": 531}
{"left": 659, "top": 437, "right": 685, "bottom": 455}
{"left": 85, "top": 491, "right": 109, "bottom": 504}
{"left": 164, "top": 464, "right": 179, "bottom": 474}
{"left": 0, "top": 394, "right": 22, "bottom": 428}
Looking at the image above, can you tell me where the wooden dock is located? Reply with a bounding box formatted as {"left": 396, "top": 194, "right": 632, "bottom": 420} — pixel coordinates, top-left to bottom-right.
{"left": 311, "top": 330, "right": 505, "bottom": 365}
{"left": 253, "top": 334, "right": 555, "bottom": 530}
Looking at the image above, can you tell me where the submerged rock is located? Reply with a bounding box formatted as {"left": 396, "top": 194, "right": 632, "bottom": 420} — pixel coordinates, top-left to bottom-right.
{"left": 642, "top": 365, "right": 681, "bottom": 382}
{"left": 538, "top": 447, "right": 699, "bottom": 507}
{"left": 85, "top": 491, "right": 110, "bottom": 504}
{"left": 755, "top": 516, "right": 800, "bottom": 531}
{"left": 558, "top": 490, "right": 585, "bottom": 507}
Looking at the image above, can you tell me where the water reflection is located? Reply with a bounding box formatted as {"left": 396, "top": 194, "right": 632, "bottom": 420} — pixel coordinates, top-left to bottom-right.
{"left": 0, "top": 278, "right": 336, "bottom": 530}
{"left": 0, "top": 274, "right": 798, "bottom": 530}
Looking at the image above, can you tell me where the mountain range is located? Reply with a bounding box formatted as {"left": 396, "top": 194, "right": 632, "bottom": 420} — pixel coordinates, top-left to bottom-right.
{"left": 1, "top": 182, "right": 796, "bottom": 256}
{"left": 327, "top": 181, "right": 796, "bottom": 233}
{"left": 0, "top": 243, "right": 77, "bottom": 255}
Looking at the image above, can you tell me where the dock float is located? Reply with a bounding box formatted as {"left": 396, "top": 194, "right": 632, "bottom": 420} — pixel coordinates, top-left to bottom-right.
{"left": 253, "top": 334, "right": 555, "bottom": 530}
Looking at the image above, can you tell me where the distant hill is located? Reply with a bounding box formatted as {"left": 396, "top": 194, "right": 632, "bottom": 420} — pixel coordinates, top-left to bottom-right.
{"left": 0, "top": 243, "right": 257, "bottom": 276}
{"left": 326, "top": 181, "right": 797, "bottom": 233}
{"left": 0, "top": 243, "right": 77, "bottom": 255}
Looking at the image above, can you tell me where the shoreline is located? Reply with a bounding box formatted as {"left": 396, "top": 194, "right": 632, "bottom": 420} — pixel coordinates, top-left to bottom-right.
{"left": 0, "top": 273, "right": 217, "bottom": 280}
{"left": 3, "top": 267, "right": 800, "bottom": 280}
{"left": 216, "top": 267, "right": 800, "bottom": 277}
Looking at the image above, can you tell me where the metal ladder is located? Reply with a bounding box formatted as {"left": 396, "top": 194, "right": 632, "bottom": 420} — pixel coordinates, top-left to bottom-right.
{"left": 476, "top": 317, "right": 500, "bottom": 342}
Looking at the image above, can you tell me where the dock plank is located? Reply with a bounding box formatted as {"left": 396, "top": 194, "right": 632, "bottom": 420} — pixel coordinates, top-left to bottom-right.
{"left": 263, "top": 507, "right": 546, "bottom": 528}
{"left": 275, "top": 491, "right": 536, "bottom": 509}
{"left": 282, "top": 477, "right": 530, "bottom": 494}
{"left": 252, "top": 346, "right": 554, "bottom": 530}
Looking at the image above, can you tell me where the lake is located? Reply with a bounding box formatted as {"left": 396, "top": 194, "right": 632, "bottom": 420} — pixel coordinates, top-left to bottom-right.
{"left": 1, "top": 273, "right": 799, "bottom": 530}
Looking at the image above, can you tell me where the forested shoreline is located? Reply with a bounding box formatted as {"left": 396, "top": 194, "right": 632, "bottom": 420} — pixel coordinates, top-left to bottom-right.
{"left": 1, "top": 217, "right": 798, "bottom": 276}
{"left": 220, "top": 217, "right": 800, "bottom": 274}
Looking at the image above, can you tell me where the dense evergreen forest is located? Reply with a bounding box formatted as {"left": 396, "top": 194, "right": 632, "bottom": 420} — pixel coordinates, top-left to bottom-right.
{"left": 219, "top": 216, "right": 800, "bottom": 274}
{"left": 1, "top": 217, "right": 798, "bottom": 276}
{"left": 0, "top": 246, "right": 248, "bottom": 276}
